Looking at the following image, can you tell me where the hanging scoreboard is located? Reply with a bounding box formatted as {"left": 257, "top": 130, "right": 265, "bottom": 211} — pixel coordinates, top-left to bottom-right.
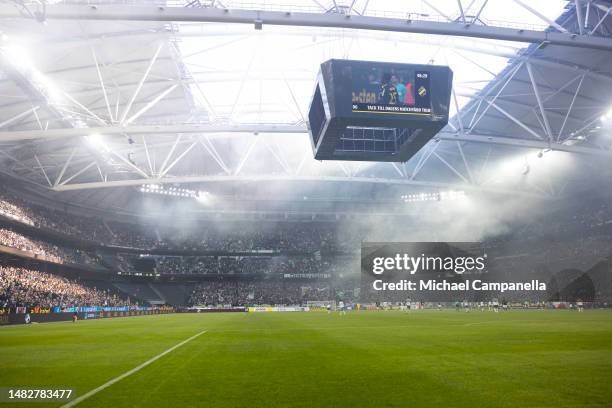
{"left": 307, "top": 59, "right": 453, "bottom": 162}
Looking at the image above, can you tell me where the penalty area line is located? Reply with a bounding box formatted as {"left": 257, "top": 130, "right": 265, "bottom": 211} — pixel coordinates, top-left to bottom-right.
{"left": 60, "top": 329, "right": 207, "bottom": 408}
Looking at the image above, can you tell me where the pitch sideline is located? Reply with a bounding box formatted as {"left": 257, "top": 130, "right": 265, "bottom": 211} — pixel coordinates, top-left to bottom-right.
{"left": 60, "top": 329, "right": 208, "bottom": 408}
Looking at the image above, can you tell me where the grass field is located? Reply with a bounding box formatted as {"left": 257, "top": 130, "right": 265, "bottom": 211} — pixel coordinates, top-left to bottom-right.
{"left": 1, "top": 310, "right": 612, "bottom": 408}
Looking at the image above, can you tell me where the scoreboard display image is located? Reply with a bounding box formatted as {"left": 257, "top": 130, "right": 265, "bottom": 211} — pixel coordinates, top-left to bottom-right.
{"left": 307, "top": 59, "right": 453, "bottom": 162}
{"left": 351, "top": 66, "right": 431, "bottom": 116}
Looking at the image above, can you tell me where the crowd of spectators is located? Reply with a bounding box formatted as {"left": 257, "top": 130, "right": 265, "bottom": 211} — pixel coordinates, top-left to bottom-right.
{"left": 0, "top": 190, "right": 341, "bottom": 251}
{"left": 0, "top": 196, "right": 36, "bottom": 225}
{"left": 0, "top": 265, "right": 128, "bottom": 308}
{"left": 2, "top": 189, "right": 612, "bottom": 254}
{"left": 152, "top": 226, "right": 337, "bottom": 252}
{"left": 1, "top": 188, "right": 612, "bottom": 281}
{"left": 134, "top": 254, "right": 347, "bottom": 278}
{"left": 2, "top": 188, "right": 611, "bottom": 308}
{"left": 0, "top": 191, "right": 112, "bottom": 242}
{"left": 188, "top": 279, "right": 357, "bottom": 306}
{"left": 155, "top": 256, "right": 219, "bottom": 275}
{"left": 0, "top": 228, "right": 64, "bottom": 263}
{"left": 0, "top": 227, "right": 99, "bottom": 266}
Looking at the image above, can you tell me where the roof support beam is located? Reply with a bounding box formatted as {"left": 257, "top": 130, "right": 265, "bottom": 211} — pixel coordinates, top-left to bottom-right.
{"left": 141, "top": 134, "right": 154, "bottom": 175}
{"left": 158, "top": 140, "right": 197, "bottom": 178}
{"left": 33, "top": 154, "right": 52, "bottom": 187}
{"left": 512, "top": 0, "right": 569, "bottom": 33}
{"left": 433, "top": 151, "right": 470, "bottom": 183}
{"left": 557, "top": 74, "right": 585, "bottom": 141}
{"left": 50, "top": 174, "right": 549, "bottom": 199}
{"left": 199, "top": 136, "right": 230, "bottom": 174}
{"left": 468, "top": 61, "right": 525, "bottom": 133}
{"left": 0, "top": 123, "right": 610, "bottom": 157}
{"left": 585, "top": 1, "right": 592, "bottom": 28}
{"left": 456, "top": 141, "right": 474, "bottom": 184}
{"left": 1, "top": 5, "right": 611, "bottom": 50}
{"left": 91, "top": 47, "right": 114, "bottom": 123}
{"left": 411, "top": 143, "right": 439, "bottom": 180}
{"left": 487, "top": 101, "right": 545, "bottom": 141}
{"left": 108, "top": 149, "right": 150, "bottom": 179}
{"left": 391, "top": 162, "right": 405, "bottom": 178}
{"left": 472, "top": 0, "right": 488, "bottom": 24}
{"left": 574, "top": 0, "right": 585, "bottom": 35}
{"left": 158, "top": 134, "right": 182, "bottom": 176}
{"left": 0, "top": 106, "right": 39, "bottom": 129}
{"left": 60, "top": 161, "right": 96, "bottom": 186}
{"left": 54, "top": 147, "right": 76, "bottom": 187}
{"left": 589, "top": 2, "right": 612, "bottom": 35}
{"left": 120, "top": 43, "right": 163, "bottom": 124}
{"left": 0, "top": 124, "right": 304, "bottom": 141}
{"left": 124, "top": 84, "right": 178, "bottom": 125}
{"left": 422, "top": 0, "right": 455, "bottom": 22}
{"left": 456, "top": 0, "right": 467, "bottom": 23}
{"left": 234, "top": 137, "right": 258, "bottom": 175}
{"left": 526, "top": 63, "right": 553, "bottom": 143}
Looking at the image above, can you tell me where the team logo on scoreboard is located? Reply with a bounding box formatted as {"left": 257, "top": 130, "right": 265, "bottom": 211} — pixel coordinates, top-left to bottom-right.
{"left": 418, "top": 86, "right": 427, "bottom": 97}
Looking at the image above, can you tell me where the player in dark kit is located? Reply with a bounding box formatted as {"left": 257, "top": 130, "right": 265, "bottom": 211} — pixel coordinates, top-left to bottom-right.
{"left": 379, "top": 73, "right": 399, "bottom": 105}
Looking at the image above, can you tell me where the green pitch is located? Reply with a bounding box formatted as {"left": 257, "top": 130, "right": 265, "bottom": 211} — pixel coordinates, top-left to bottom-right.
{"left": 1, "top": 310, "right": 612, "bottom": 407}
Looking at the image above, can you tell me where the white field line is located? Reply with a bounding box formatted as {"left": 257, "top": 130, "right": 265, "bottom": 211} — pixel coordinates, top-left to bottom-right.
{"left": 60, "top": 329, "right": 207, "bottom": 408}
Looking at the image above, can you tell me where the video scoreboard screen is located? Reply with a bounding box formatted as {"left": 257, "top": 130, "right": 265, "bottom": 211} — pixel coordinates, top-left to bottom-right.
{"left": 307, "top": 60, "right": 452, "bottom": 162}
{"left": 351, "top": 66, "right": 432, "bottom": 116}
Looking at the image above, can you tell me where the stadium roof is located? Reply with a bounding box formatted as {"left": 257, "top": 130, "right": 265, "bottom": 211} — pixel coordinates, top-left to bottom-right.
{"left": 0, "top": 0, "right": 611, "bottom": 217}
